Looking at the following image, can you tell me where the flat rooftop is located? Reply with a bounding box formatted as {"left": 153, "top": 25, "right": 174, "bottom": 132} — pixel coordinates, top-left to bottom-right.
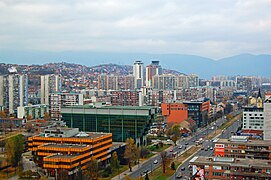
{"left": 190, "top": 156, "right": 271, "bottom": 168}
{"left": 216, "top": 138, "right": 271, "bottom": 146}
{"left": 40, "top": 144, "right": 89, "bottom": 149}
{"left": 110, "top": 142, "right": 126, "bottom": 151}
{"left": 63, "top": 105, "right": 156, "bottom": 110}
{"left": 38, "top": 131, "right": 111, "bottom": 139}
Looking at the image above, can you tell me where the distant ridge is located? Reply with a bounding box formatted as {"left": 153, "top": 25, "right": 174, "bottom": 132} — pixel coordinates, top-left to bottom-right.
{"left": 0, "top": 50, "right": 270, "bottom": 78}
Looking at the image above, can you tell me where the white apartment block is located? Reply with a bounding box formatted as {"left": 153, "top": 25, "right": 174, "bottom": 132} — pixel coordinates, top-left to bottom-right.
{"left": 243, "top": 106, "right": 264, "bottom": 130}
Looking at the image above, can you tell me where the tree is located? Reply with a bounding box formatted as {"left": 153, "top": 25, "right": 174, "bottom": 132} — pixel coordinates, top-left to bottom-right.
{"left": 25, "top": 122, "right": 34, "bottom": 133}
{"left": 5, "top": 134, "right": 24, "bottom": 168}
{"left": 124, "top": 138, "right": 139, "bottom": 172}
{"left": 167, "top": 124, "right": 181, "bottom": 145}
{"left": 44, "top": 112, "right": 50, "bottom": 121}
{"left": 160, "top": 151, "right": 169, "bottom": 174}
{"left": 140, "top": 146, "right": 150, "bottom": 159}
{"left": 125, "top": 175, "right": 132, "bottom": 180}
{"left": 0, "top": 111, "right": 7, "bottom": 118}
{"left": 84, "top": 157, "right": 99, "bottom": 180}
{"left": 110, "top": 151, "right": 120, "bottom": 170}
{"left": 226, "top": 114, "right": 233, "bottom": 121}
{"left": 171, "top": 162, "right": 176, "bottom": 170}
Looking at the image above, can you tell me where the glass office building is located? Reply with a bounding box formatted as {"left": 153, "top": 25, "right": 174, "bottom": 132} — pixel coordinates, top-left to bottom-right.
{"left": 61, "top": 106, "right": 157, "bottom": 145}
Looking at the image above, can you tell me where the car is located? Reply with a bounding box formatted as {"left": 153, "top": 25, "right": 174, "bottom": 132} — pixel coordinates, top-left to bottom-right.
{"left": 201, "top": 147, "right": 204, "bottom": 150}
{"left": 176, "top": 172, "right": 183, "bottom": 179}
{"left": 178, "top": 145, "right": 183, "bottom": 149}
{"left": 193, "top": 139, "right": 196, "bottom": 142}
{"left": 210, "top": 126, "right": 214, "bottom": 130}
{"left": 143, "top": 169, "right": 149, "bottom": 174}
{"left": 185, "top": 142, "right": 189, "bottom": 145}
{"left": 167, "top": 139, "right": 171, "bottom": 142}
{"left": 170, "top": 149, "right": 173, "bottom": 152}
{"left": 153, "top": 160, "right": 158, "bottom": 164}
{"left": 181, "top": 167, "right": 185, "bottom": 171}
{"left": 205, "top": 148, "right": 208, "bottom": 151}
{"left": 207, "top": 146, "right": 210, "bottom": 149}
{"left": 210, "top": 147, "right": 213, "bottom": 150}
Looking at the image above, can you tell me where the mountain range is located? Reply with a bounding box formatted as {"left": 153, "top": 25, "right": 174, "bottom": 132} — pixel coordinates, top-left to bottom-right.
{"left": 0, "top": 50, "right": 270, "bottom": 79}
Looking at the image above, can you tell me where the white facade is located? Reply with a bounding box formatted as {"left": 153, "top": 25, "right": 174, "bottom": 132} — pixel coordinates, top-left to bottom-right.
{"left": 41, "top": 74, "right": 62, "bottom": 105}
{"left": 0, "top": 74, "right": 28, "bottom": 115}
{"left": 133, "top": 61, "right": 144, "bottom": 89}
{"left": 264, "top": 97, "right": 271, "bottom": 140}
{"left": 243, "top": 108, "right": 264, "bottom": 130}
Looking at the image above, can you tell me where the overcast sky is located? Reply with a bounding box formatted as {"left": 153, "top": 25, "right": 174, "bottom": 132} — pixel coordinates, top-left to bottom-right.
{"left": 0, "top": 0, "right": 270, "bottom": 59}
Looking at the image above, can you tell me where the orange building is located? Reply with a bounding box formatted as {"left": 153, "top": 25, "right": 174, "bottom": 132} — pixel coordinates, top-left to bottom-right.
{"left": 161, "top": 103, "right": 188, "bottom": 124}
{"left": 28, "top": 128, "right": 112, "bottom": 177}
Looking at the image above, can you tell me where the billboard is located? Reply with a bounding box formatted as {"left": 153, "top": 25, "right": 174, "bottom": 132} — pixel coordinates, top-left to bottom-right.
{"left": 214, "top": 143, "right": 225, "bottom": 157}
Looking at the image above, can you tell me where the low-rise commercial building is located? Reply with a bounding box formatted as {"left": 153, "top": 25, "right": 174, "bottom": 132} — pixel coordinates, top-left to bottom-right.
{"left": 17, "top": 104, "right": 49, "bottom": 119}
{"left": 214, "top": 136, "right": 271, "bottom": 159}
{"left": 189, "top": 156, "right": 271, "bottom": 179}
{"left": 62, "top": 105, "right": 157, "bottom": 145}
{"left": 28, "top": 128, "right": 112, "bottom": 177}
{"left": 161, "top": 103, "right": 188, "bottom": 124}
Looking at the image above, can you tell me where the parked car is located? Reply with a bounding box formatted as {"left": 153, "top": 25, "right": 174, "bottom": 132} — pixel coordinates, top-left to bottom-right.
{"left": 179, "top": 145, "right": 183, "bottom": 149}
{"left": 153, "top": 160, "right": 158, "bottom": 164}
{"left": 210, "top": 147, "right": 213, "bottom": 150}
{"left": 181, "top": 167, "right": 185, "bottom": 171}
{"left": 185, "top": 142, "right": 189, "bottom": 145}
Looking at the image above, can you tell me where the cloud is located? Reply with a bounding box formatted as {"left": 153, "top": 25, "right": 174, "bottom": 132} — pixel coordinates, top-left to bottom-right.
{"left": 0, "top": 0, "right": 270, "bottom": 59}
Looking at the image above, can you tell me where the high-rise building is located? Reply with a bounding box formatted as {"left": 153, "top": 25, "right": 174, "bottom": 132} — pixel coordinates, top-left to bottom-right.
{"left": 146, "top": 61, "right": 162, "bottom": 87}
{"left": 107, "top": 75, "right": 119, "bottom": 90}
{"left": 264, "top": 95, "right": 271, "bottom": 140}
{"left": 188, "top": 74, "right": 199, "bottom": 88}
{"left": 0, "top": 70, "right": 28, "bottom": 115}
{"left": 124, "top": 75, "right": 135, "bottom": 90}
{"left": 176, "top": 74, "right": 189, "bottom": 89}
{"left": 152, "top": 74, "right": 176, "bottom": 90}
{"left": 40, "top": 74, "right": 62, "bottom": 105}
{"left": 98, "top": 74, "right": 119, "bottom": 90}
{"left": 133, "top": 61, "right": 144, "bottom": 89}
{"left": 111, "top": 90, "right": 143, "bottom": 106}
{"left": 236, "top": 76, "right": 252, "bottom": 91}
{"left": 49, "top": 92, "right": 83, "bottom": 121}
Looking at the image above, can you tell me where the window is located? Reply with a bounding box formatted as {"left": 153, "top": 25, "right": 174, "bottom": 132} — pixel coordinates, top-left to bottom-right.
{"left": 213, "top": 172, "right": 222, "bottom": 176}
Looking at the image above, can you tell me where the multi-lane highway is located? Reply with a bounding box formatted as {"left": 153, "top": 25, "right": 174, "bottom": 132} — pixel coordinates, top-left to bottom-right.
{"left": 128, "top": 110, "right": 242, "bottom": 179}
{"left": 169, "top": 113, "right": 242, "bottom": 179}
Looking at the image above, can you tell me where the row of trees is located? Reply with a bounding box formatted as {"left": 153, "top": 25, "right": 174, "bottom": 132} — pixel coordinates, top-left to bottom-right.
{"left": 5, "top": 134, "right": 24, "bottom": 168}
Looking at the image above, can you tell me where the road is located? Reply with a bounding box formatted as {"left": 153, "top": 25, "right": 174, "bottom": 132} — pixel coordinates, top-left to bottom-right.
{"left": 128, "top": 110, "right": 242, "bottom": 179}
{"left": 169, "top": 113, "right": 242, "bottom": 180}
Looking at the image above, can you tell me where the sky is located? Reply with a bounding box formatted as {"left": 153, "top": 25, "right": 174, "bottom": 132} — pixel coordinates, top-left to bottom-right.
{"left": 0, "top": 0, "right": 271, "bottom": 59}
